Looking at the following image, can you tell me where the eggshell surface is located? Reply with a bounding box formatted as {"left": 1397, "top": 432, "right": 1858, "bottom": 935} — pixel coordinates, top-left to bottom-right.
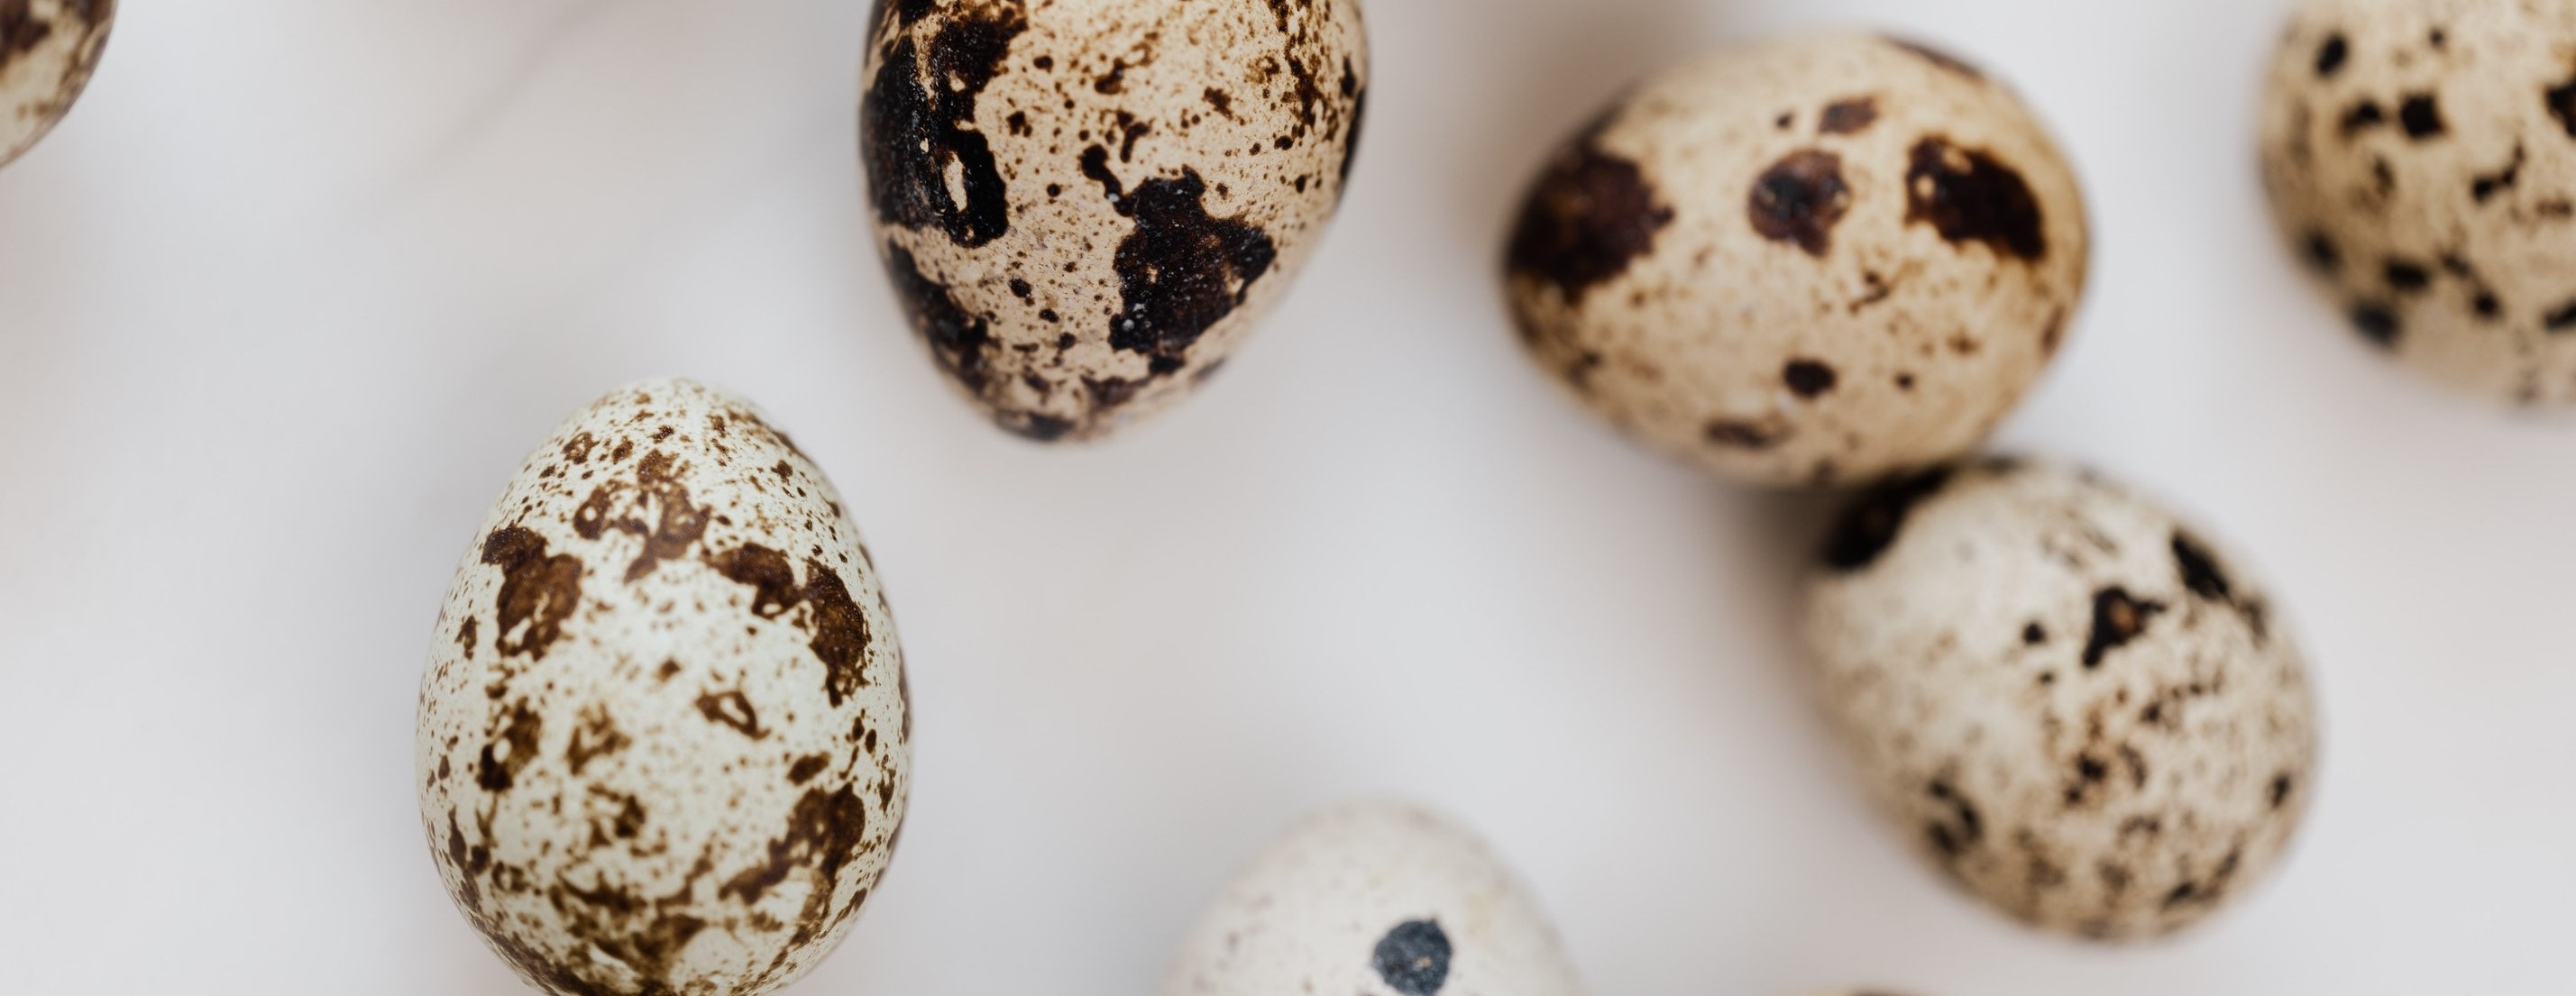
{"left": 2260, "top": 0, "right": 2576, "bottom": 403}
{"left": 1, "top": 0, "right": 115, "bottom": 168}
{"left": 1161, "top": 801, "right": 1584, "bottom": 996}
{"left": 417, "top": 379, "right": 911, "bottom": 996}
{"left": 1503, "top": 32, "right": 2087, "bottom": 486}
{"left": 861, "top": 0, "right": 1368, "bottom": 442}
{"left": 1801, "top": 460, "right": 2318, "bottom": 940}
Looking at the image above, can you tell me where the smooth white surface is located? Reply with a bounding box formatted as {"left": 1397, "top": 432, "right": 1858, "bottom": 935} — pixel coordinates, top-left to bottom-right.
{"left": 2, "top": 1, "right": 2570, "bottom": 993}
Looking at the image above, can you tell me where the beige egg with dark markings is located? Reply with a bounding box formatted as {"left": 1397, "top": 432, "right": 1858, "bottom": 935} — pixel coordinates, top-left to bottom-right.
{"left": 1504, "top": 32, "right": 2087, "bottom": 486}
{"left": 417, "top": 379, "right": 910, "bottom": 996}
{"left": 861, "top": 0, "right": 1367, "bottom": 442}
{"left": 1160, "top": 801, "right": 1585, "bottom": 996}
{"left": 2260, "top": 0, "right": 2576, "bottom": 403}
{"left": 1, "top": 0, "right": 115, "bottom": 168}
{"left": 1801, "top": 459, "right": 2318, "bottom": 940}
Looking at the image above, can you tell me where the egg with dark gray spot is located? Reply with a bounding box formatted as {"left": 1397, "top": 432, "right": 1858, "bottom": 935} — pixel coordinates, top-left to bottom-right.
{"left": 1160, "top": 802, "right": 1583, "bottom": 996}
{"left": 861, "top": 0, "right": 1367, "bottom": 442}
{"left": 1, "top": 0, "right": 114, "bottom": 168}
{"left": 417, "top": 379, "right": 911, "bottom": 995}
{"left": 1504, "top": 33, "right": 2088, "bottom": 486}
{"left": 1802, "top": 459, "right": 2317, "bottom": 940}
{"left": 2261, "top": 0, "right": 2576, "bottom": 403}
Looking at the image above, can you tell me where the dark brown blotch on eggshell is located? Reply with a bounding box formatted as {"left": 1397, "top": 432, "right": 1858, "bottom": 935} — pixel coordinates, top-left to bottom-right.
{"left": 1507, "top": 112, "right": 1678, "bottom": 304}
{"left": 1748, "top": 149, "right": 1853, "bottom": 257}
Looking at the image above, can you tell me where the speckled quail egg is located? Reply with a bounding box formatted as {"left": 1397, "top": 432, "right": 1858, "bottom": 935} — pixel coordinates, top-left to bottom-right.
{"left": 1801, "top": 459, "right": 2317, "bottom": 940}
{"left": 417, "top": 379, "right": 911, "bottom": 996}
{"left": 1, "top": 0, "right": 115, "bottom": 168}
{"left": 1504, "top": 33, "right": 2088, "bottom": 486}
{"left": 1160, "top": 801, "right": 1584, "bottom": 996}
{"left": 2260, "top": 0, "right": 2576, "bottom": 403}
{"left": 861, "top": 0, "right": 1367, "bottom": 442}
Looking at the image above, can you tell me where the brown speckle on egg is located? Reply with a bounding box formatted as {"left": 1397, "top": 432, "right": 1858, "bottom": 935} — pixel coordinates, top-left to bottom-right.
{"left": 1503, "top": 33, "right": 2089, "bottom": 486}
{"left": 861, "top": 0, "right": 1368, "bottom": 442}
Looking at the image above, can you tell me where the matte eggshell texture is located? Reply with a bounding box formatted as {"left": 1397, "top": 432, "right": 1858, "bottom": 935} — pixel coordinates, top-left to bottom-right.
{"left": 1505, "top": 33, "right": 2088, "bottom": 487}
{"left": 2260, "top": 0, "right": 2576, "bottom": 403}
{"left": 1801, "top": 460, "right": 2317, "bottom": 940}
{"left": 417, "top": 379, "right": 911, "bottom": 996}
{"left": 0, "top": 0, "right": 114, "bottom": 168}
{"left": 862, "top": 0, "right": 1367, "bottom": 442}
{"left": 1161, "top": 802, "right": 1585, "bottom": 996}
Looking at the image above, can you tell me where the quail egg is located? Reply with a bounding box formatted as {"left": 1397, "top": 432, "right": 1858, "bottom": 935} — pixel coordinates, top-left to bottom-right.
{"left": 2260, "top": 0, "right": 2576, "bottom": 403}
{"left": 1, "top": 0, "right": 114, "bottom": 168}
{"left": 417, "top": 379, "right": 911, "bottom": 995}
{"left": 1801, "top": 459, "right": 2318, "bottom": 940}
{"left": 862, "top": 0, "right": 1368, "bottom": 441}
{"left": 1504, "top": 32, "right": 2088, "bottom": 486}
{"left": 1160, "top": 801, "right": 1584, "bottom": 996}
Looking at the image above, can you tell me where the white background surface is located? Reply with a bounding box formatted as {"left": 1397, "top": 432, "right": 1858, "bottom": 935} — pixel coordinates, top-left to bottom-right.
{"left": 3, "top": 0, "right": 2571, "bottom": 992}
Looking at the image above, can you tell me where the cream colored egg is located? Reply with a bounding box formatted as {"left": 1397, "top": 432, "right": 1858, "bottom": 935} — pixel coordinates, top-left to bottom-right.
{"left": 1, "top": 0, "right": 115, "bottom": 168}
{"left": 2260, "top": 0, "right": 2576, "bottom": 403}
{"left": 861, "top": 0, "right": 1368, "bottom": 442}
{"left": 1161, "top": 801, "right": 1584, "bottom": 996}
{"left": 1801, "top": 459, "right": 2317, "bottom": 940}
{"left": 1504, "top": 32, "right": 2087, "bottom": 486}
{"left": 417, "top": 379, "right": 911, "bottom": 996}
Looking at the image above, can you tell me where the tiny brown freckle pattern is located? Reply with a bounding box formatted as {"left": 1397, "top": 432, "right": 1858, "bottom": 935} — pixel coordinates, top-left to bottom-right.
{"left": 1804, "top": 460, "right": 2317, "bottom": 941}
{"left": 417, "top": 379, "right": 911, "bottom": 996}
{"left": 861, "top": 0, "right": 1368, "bottom": 442}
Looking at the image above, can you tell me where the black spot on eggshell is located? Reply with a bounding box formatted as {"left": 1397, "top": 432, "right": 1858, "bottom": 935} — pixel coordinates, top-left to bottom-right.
{"left": 2170, "top": 531, "right": 2234, "bottom": 602}
{"left": 1371, "top": 919, "right": 1453, "bottom": 996}
{"left": 861, "top": 5, "right": 1026, "bottom": 248}
{"left": 480, "top": 526, "right": 582, "bottom": 661}
{"left": 2081, "top": 587, "right": 2165, "bottom": 669}
{"left": 2397, "top": 94, "right": 2445, "bottom": 139}
{"left": 475, "top": 701, "right": 544, "bottom": 792}
{"left": 1923, "top": 778, "right": 1985, "bottom": 861}
{"left": 1338, "top": 57, "right": 1368, "bottom": 195}
{"left": 1506, "top": 115, "right": 1676, "bottom": 304}
{"left": 1748, "top": 149, "right": 1852, "bottom": 258}
{"left": 1783, "top": 359, "right": 1839, "bottom": 397}
{"left": 1095, "top": 167, "right": 1280, "bottom": 366}
{"left": 2315, "top": 33, "right": 2350, "bottom": 78}
{"left": 1906, "top": 137, "right": 2048, "bottom": 261}
{"left": 2349, "top": 302, "right": 2401, "bottom": 347}
{"left": 1822, "top": 466, "right": 1956, "bottom": 572}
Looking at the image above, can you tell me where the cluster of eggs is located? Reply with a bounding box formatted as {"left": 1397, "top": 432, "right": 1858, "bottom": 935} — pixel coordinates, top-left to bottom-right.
{"left": 311, "top": 0, "right": 2576, "bottom": 992}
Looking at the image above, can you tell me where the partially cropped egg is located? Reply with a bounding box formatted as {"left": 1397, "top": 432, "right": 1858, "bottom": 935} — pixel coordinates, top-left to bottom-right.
{"left": 1160, "top": 801, "right": 1584, "bottom": 996}
{"left": 1504, "top": 32, "right": 2087, "bottom": 486}
{"left": 2260, "top": 0, "right": 2576, "bottom": 402}
{"left": 1801, "top": 459, "right": 2317, "bottom": 940}
{"left": 1, "top": 0, "right": 115, "bottom": 168}
{"left": 861, "top": 0, "right": 1368, "bottom": 442}
{"left": 417, "top": 379, "right": 911, "bottom": 995}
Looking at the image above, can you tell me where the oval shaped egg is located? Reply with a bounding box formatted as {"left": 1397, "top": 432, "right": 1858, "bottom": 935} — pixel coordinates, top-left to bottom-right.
{"left": 2260, "top": 0, "right": 2576, "bottom": 403}
{"left": 417, "top": 379, "right": 911, "bottom": 996}
{"left": 2, "top": 0, "right": 115, "bottom": 168}
{"left": 1161, "top": 801, "right": 1583, "bottom": 996}
{"left": 1504, "top": 33, "right": 2088, "bottom": 486}
{"left": 1801, "top": 459, "right": 2317, "bottom": 940}
{"left": 861, "top": 0, "right": 1368, "bottom": 442}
